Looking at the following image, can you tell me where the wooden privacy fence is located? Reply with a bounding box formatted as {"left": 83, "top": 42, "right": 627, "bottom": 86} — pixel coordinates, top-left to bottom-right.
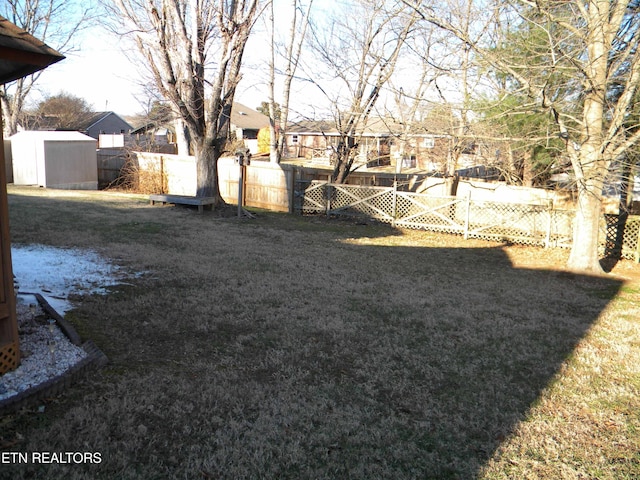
{"left": 296, "top": 181, "right": 640, "bottom": 260}
{"left": 97, "top": 149, "right": 127, "bottom": 189}
{"left": 135, "top": 153, "right": 296, "bottom": 212}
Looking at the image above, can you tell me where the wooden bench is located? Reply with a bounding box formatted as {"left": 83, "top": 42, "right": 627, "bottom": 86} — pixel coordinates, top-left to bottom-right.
{"left": 149, "top": 194, "right": 217, "bottom": 213}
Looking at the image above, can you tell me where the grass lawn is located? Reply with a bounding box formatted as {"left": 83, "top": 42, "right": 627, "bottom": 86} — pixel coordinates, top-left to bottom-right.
{"left": 1, "top": 185, "right": 639, "bottom": 479}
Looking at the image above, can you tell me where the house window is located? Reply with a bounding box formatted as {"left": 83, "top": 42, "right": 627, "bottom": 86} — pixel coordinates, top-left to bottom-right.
{"left": 292, "top": 134, "right": 299, "bottom": 144}
{"left": 423, "top": 137, "right": 435, "bottom": 148}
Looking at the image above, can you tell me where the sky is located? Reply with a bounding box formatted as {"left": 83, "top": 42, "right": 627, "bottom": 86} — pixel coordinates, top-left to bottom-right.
{"left": 33, "top": 32, "right": 143, "bottom": 116}
{"left": 32, "top": 22, "right": 273, "bottom": 118}
{"left": 25, "top": 0, "right": 433, "bottom": 121}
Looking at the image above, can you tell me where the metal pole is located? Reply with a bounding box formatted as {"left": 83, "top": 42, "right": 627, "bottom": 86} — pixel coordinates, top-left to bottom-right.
{"left": 237, "top": 157, "right": 243, "bottom": 218}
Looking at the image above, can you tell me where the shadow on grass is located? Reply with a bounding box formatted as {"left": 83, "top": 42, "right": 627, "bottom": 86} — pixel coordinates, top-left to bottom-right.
{"left": 2, "top": 187, "right": 624, "bottom": 479}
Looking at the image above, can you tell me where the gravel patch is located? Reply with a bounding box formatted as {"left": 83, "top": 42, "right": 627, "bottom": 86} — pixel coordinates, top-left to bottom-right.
{"left": 0, "top": 295, "right": 88, "bottom": 402}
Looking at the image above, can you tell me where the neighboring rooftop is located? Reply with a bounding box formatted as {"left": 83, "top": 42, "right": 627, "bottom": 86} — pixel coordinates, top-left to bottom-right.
{"left": 229, "top": 102, "right": 270, "bottom": 130}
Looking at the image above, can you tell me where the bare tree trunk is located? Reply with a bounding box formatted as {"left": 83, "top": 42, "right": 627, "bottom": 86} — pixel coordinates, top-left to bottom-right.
{"left": 174, "top": 117, "right": 190, "bottom": 156}
{"left": 568, "top": 178, "right": 604, "bottom": 273}
{"left": 0, "top": 89, "right": 21, "bottom": 137}
{"left": 267, "top": 0, "right": 313, "bottom": 163}
{"left": 110, "top": 0, "right": 258, "bottom": 207}
{"left": 193, "top": 139, "right": 221, "bottom": 203}
{"left": 267, "top": 0, "right": 278, "bottom": 163}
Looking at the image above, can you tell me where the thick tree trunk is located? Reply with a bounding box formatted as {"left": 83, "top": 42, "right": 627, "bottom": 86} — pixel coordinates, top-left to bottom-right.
{"left": 194, "top": 139, "right": 224, "bottom": 206}
{"left": 174, "top": 117, "right": 191, "bottom": 156}
{"left": 567, "top": 179, "right": 604, "bottom": 273}
{"left": 566, "top": 0, "right": 608, "bottom": 274}
{"left": 0, "top": 97, "right": 20, "bottom": 137}
{"left": 333, "top": 160, "right": 349, "bottom": 184}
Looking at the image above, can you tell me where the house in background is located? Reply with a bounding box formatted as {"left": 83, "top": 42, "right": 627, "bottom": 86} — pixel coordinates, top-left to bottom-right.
{"left": 73, "top": 111, "right": 132, "bottom": 139}
{"left": 282, "top": 118, "right": 450, "bottom": 171}
{"left": 129, "top": 102, "right": 269, "bottom": 155}
{"left": 283, "top": 119, "right": 393, "bottom": 168}
{"left": 282, "top": 117, "right": 497, "bottom": 177}
{"left": 18, "top": 111, "right": 133, "bottom": 147}
{"left": 230, "top": 102, "right": 270, "bottom": 154}
{"left": 129, "top": 121, "right": 177, "bottom": 154}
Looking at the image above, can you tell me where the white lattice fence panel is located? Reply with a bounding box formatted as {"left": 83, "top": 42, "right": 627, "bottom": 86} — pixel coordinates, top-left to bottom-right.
{"left": 395, "top": 193, "right": 466, "bottom": 233}
{"left": 467, "top": 201, "right": 550, "bottom": 245}
{"left": 549, "top": 210, "right": 574, "bottom": 248}
{"left": 328, "top": 185, "right": 395, "bottom": 222}
{"left": 602, "top": 214, "right": 640, "bottom": 261}
{"left": 298, "top": 181, "right": 327, "bottom": 213}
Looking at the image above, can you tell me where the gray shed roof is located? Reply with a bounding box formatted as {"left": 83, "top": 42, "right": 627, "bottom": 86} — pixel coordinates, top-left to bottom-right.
{"left": 10, "top": 130, "right": 96, "bottom": 142}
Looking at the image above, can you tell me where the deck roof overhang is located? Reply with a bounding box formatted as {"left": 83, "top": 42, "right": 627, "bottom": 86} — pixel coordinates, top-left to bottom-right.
{"left": 0, "top": 15, "right": 64, "bottom": 85}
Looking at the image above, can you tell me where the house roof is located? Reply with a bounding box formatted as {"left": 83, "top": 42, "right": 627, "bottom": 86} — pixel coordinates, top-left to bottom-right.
{"left": 230, "top": 102, "right": 269, "bottom": 130}
{"left": 71, "top": 111, "right": 132, "bottom": 132}
{"left": 286, "top": 116, "right": 452, "bottom": 138}
{"left": 131, "top": 102, "right": 270, "bottom": 134}
{"left": 286, "top": 118, "right": 407, "bottom": 137}
{"left": 20, "top": 111, "right": 133, "bottom": 133}
{"left": 287, "top": 120, "right": 338, "bottom": 135}
{"left": 0, "top": 15, "right": 64, "bottom": 84}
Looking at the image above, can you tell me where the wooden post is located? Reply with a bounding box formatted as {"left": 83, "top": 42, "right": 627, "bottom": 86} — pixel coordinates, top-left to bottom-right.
{"left": 463, "top": 191, "right": 471, "bottom": 240}
{"left": 0, "top": 119, "right": 20, "bottom": 374}
{"left": 391, "top": 178, "right": 398, "bottom": 227}
{"left": 0, "top": 15, "right": 65, "bottom": 374}
{"left": 237, "top": 160, "right": 244, "bottom": 218}
{"left": 289, "top": 166, "right": 296, "bottom": 214}
{"left": 545, "top": 200, "right": 553, "bottom": 248}
{"left": 635, "top": 222, "right": 640, "bottom": 263}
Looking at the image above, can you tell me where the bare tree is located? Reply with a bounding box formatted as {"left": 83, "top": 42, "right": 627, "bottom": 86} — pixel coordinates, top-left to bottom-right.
{"left": 0, "top": 0, "right": 92, "bottom": 135}
{"left": 304, "top": 0, "right": 420, "bottom": 183}
{"left": 405, "top": 0, "right": 640, "bottom": 273}
{"left": 36, "top": 92, "right": 93, "bottom": 129}
{"left": 266, "top": 0, "right": 313, "bottom": 163}
{"left": 107, "top": 0, "right": 261, "bottom": 203}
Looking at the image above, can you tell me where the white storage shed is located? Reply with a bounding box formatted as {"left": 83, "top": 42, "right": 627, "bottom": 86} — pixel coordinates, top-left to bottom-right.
{"left": 11, "top": 131, "right": 98, "bottom": 190}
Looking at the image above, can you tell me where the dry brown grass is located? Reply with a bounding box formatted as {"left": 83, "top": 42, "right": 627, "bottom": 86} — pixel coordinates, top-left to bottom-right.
{"left": 1, "top": 185, "right": 638, "bottom": 479}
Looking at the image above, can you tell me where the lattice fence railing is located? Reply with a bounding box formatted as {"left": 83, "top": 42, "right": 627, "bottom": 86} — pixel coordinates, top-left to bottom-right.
{"left": 602, "top": 214, "right": 640, "bottom": 261}
{"left": 466, "top": 200, "right": 552, "bottom": 245}
{"left": 328, "top": 184, "right": 396, "bottom": 223}
{"left": 298, "top": 181, "right": 328, "bottom": 214}
{"left": 295, "top": 181, "right": 640, "bottom": 260}
{"left": 394, "top": 193, "right": 467, "bottom": 234}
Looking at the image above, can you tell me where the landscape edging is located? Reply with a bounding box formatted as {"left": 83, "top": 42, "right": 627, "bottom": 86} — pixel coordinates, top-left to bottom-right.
{"left": 0, "top": 295, "right": 109, "bottom": 414}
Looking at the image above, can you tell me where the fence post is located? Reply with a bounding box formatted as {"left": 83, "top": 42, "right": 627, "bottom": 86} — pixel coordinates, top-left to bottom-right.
{"left": 636, "top": 222, "right": 640, "bottom": 262}
{"left": 545, "top": 200, "right": 553, "bottom": 248}
{"left": 326, "top": 177, "right": 332, "bottom": 215}
{"left": 463, "top": 191, "right": 471, "bottom": 240}
{"left": 391, "top": 179, "right": 398, "bottom": 227}
{"left": 289, "top": 167, "right": 296, "bottom": 214}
